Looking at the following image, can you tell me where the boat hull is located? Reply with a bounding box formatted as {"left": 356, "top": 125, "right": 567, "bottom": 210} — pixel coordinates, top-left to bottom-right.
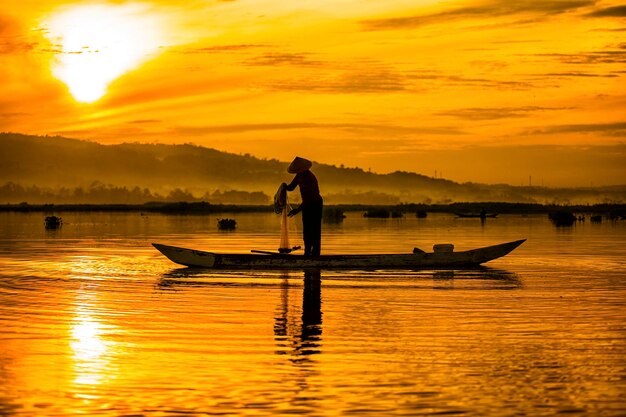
{"left": 152, "top": 239, "right": 525, "bottom": 270}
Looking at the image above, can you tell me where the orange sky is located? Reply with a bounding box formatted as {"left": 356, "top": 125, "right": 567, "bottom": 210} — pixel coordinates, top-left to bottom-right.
{"left": 1, "top": 0, "right": 625, "bottom": 186}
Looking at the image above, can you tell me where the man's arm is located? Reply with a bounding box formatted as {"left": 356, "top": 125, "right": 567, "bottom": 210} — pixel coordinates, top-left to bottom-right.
{"left": 286, "top": 175, "right": 298, "bottom": 191}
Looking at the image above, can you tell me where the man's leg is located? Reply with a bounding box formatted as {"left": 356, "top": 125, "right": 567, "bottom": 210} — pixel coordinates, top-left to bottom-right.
{"left": 302, "top": 209, "right": 312, "bottom": 256}
{"left": 312, "top": 200, "right": 323, "bottom": 256}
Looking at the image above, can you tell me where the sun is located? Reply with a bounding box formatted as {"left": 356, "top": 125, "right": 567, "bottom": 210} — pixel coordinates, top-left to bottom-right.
{"left": 44, "top": 3, "right": 165, "bottom": 103}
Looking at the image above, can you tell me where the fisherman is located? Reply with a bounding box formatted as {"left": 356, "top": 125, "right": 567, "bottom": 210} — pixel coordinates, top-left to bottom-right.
{"left": 285, "top": 156, "right": 323, "bottom": 256}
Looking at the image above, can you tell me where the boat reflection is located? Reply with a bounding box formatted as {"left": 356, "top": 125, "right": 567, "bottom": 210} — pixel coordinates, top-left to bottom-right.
{"left": 431, "top": 267, "right": 522, "bottom": 290}
{"left": 158, "top": 266, "right": 521, "bottom": 291}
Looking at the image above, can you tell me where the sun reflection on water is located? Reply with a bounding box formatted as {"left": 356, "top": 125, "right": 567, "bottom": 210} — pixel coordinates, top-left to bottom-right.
{"left": 70, "top": 289, "right": 117, "bottom": 387}
{"left": 1, "top": 212, "right": 625, "bottom": 416}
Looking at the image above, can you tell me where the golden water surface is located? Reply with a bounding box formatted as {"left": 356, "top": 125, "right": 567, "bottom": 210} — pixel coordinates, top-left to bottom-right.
{"left": 0, "top": 212, "right": 625, "bottom": 416}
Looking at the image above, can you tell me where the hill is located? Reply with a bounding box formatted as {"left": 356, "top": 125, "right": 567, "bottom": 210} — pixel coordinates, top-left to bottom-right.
{"left": 1, "top": 133, "right": 624, "bottom": 204}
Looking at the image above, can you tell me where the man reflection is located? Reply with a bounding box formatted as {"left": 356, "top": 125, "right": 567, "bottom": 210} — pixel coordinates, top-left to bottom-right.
{"left": 300, "top": 270, "right": 322, "bottom": 354}
{"left": 274, "top": 269, "right": 322, "bottom": 359}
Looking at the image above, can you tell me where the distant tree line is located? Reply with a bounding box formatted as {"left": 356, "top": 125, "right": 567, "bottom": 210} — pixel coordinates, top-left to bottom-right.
{"left": 3, "top": 180, "right": 625, "bottom": 206}
{"left": 0, "top": 182, "right": 269, "bottom": 205}
{"left": 2, "top": 133, "right": 625, "bottom": 205}
{"left": 324, "top": 190, "right": 401, "bottom": 205}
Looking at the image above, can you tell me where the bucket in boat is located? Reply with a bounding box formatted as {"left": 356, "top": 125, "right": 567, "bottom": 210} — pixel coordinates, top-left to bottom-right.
{"left": 433, "top": 244, "right": 454, "bottom": 253}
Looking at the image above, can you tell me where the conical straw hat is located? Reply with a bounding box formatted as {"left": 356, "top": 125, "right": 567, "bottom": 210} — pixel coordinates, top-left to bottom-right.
{"left": 288, "top": 156, "right": 312, "bottom": 174}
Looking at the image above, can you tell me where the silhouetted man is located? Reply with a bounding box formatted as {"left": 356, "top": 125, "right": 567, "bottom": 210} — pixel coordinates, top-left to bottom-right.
{"left": 286, "top": 157, "right": 323, "bottom": 256}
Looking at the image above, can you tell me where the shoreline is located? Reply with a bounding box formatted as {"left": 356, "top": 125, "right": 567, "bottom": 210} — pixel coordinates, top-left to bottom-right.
{"left": 2, "top": 201, "right": 625, "bottom": 216}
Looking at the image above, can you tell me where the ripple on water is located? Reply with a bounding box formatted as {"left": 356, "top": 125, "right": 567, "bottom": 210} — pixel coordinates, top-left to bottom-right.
{"left": 1, "top": 213, "right": 625, "bottom": 416}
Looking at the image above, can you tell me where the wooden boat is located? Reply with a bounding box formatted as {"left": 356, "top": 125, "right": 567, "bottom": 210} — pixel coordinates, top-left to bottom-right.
{"left": 152, "top": 239, "right": 525, "bottom": 269}
{"left": 455, "top": 212, "right": 498, "bottom": 218}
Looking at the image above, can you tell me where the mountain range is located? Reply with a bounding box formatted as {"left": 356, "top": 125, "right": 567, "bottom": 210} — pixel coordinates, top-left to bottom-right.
{"left": 1, "top": 133, "right": 624, "bottom": 205}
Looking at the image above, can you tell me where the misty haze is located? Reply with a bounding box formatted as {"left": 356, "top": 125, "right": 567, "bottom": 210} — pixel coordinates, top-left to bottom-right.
{"left": 2, "top": 133, "right": 624, "bottom": 205}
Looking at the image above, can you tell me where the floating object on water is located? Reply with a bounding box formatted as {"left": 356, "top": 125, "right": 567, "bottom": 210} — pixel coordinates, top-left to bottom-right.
{"left": 152, "top": 239, "right": 526, "bottom": 269}
{"left": 217, "top": 218, "right": 237, "bottom": 230}
{"left": 590, "top": 215, "right": 602, "bottom": 223}
{"left": 549, "top": 211, "right": 576, "bottom": 227}
{"left": 364, "top": 209, "right": 403, "bottom": 218}
{"left": 416, "top": 210, "right": 427, "bottom": 218}
{"left": 44, "top": 215, "right": 62, "bottom": 229}
{"left": 323, "top": 208, "right": 345, "bottom": 223}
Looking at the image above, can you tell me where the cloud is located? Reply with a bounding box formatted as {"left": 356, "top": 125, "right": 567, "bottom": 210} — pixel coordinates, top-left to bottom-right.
{"left": 263, "top": 68, "right": 535, "bottom": 95}
{"left": 0, "top": 14, "right": 37, "bottom": 54}
{"left": 175, "top": 44, "right": 267, "bottom": 54}
{"left": 0, "top": 39, "right": 36, "bottom": 54}
{"left": 436, "top": 75, "right": 533, "bottom": 89}
{"left": 408, "top": 72, "right": 535, "bottom": 90}
{"left": 586, "top": 5, "right": 626, "bottom": 17}
{"left": 243, "top": 52, "right": 323, "bottom": 66}
{"left": 128, "top": 119, "right": 160, "bottom": 124}
{"left": 543, "top": 71, "right": 619, "bottom": 77}
{"left": 437, "top": 106, "right": 571, "bottom": 120}
{"left": 172, "top": 122, "right": 466, "bottom": 136}
{"left": 524, "top": 121, "right": 626, "bottom": 136}
{"left": 0, "top": 112, "right": 31, "bottom": 118}
{"left": 360, "top": 0, "right": 595, "bottom": 30}
{"left": 592, "top": 27, "right": 626, "bottom": 31}
{"left": 39, "top": 48, "right": 84, "bottom": 55}
{"left": 266, "top": 70, "right": 409, "bottom": 93}
{"left": 532, "top": 50, "right": 626, "bottom": 65}
{"left": 0, "top": 14, "right": 18, "bottom": 35}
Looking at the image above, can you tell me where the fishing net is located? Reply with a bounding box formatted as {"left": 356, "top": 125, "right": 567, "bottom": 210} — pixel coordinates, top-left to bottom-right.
{"left": 279, "top": 208, "right": 290, "bottom": 250}
{"left": 274, "top": 183, "right": 292, "bottom": 251}
{"left": 274, "top": 183, "right": 288, "bottom": 214}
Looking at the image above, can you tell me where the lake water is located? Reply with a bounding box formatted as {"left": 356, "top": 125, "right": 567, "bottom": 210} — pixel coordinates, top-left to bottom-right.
{"left": 0, "top": 211, "right": 625, "bottom": 416}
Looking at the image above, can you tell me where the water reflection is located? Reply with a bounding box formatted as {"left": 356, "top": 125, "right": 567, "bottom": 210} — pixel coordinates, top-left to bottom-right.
{"left": 0, "top": 349, "right": 18, "bottom": 416}
{"left": 431, "top": 268, "right": 522, "bottom": 290}
{"left": 158, "top": 267, "right": 522, "bottom": 292}
{"left": 3, "top": 211, "right": 626, "bottom": 416}
{"left": 274, "top": 270, "right": 322, "bottom": 360}
{"left": 272, "top": 270, "right": 323, "bottom": 413}
{"left": 70, "top": 286, "right": 118, "bottom": 388}
{"left": 71, "top": 316, "right": 107, "bottom": 386}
